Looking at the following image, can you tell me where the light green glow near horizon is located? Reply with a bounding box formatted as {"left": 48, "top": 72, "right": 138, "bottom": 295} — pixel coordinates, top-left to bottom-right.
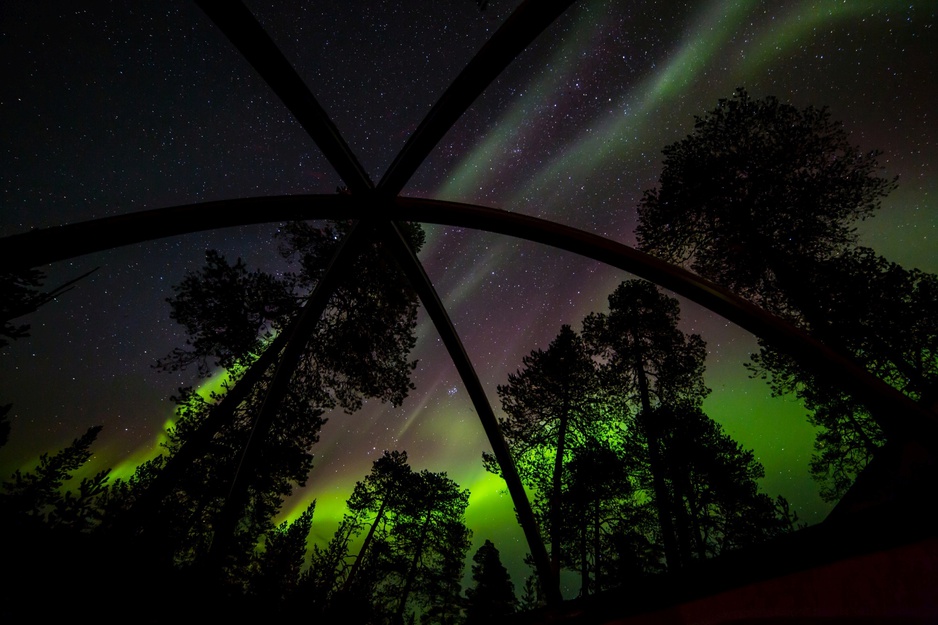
{"left": 106, "top": 366, "right": 243, "bottom": 480}
{"left": 292, "top": 466, "right": 517, "bottom": 549}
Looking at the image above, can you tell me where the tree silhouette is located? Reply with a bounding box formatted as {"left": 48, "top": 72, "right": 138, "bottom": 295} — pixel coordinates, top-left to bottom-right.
{"left": 583, "top": 280, "right": 786, "bottom": 569}
{"left": 157, "top": 219, "right": 424, "bottom": 412}
{"left": 385, "top": 468, "right": 471, "bottom": 624}
{"left": 307, "top": 451, "right": 471, "bottom": 623}
{"left": 582, "top": 279, "right": 708, "bottom": 570}
{"left": 636, "top": 87, "right": 896, "bottom": 317}
{"left": 630, "top": 404, "right": 788, "bottom": 561}
{"left": 156, "top": 250, "right": 296, "bottom": 376}
{"left": 343, "top": 450, "right": 414, "bottom": 589}
{"left": 1, "top": 425, "right": 105, "bottom": 528}
{"left": 748, "top": 246, "right": 938, "bottom": 490}
{"left": 486, "top": 324, "right": 601, "bottom": 581}
{"left": 106, "top": 219, "right": 426, "bottom": 586}
{"left": 465, "top": 539, "right": 518, "bottom": 624}
{"left": 635, "top": 88, "right": 935, "bottom": 501}
{"left": 0, "top": 425, "right": 113, "bottom": 613}
{"left": 558, "top": 438, "right": 641, "bottom": 595}
{"left": 114, "top": 378, "right": 325, "bottom": 587}
{"left": 250, "top": 500, "right": 316, "bottom": 604}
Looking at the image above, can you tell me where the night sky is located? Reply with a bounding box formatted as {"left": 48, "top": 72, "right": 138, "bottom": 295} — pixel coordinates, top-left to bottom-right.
{"left": 1, "top": 1, "right": 936, "bottom": 595}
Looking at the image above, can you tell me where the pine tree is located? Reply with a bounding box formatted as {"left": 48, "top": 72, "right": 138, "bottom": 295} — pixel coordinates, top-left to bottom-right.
{"left": 582, "top": 279, "right": 708, "bottom": 570}
{"left": 0, "top": 425, "right": 112, "bottom": 614}
{"left": 634, "top": 404, "right": 788, "bottom": 559}
{"left": 747, "top": 247, "right": 938, "bottom": 500}
{"left": 584, "top": 280, "right": 787, "bottom": 569}
{"left": 250, "top": 501, "right": 316, "bottom": 604}
{"left": 1, "top": 425, "right": 105, "bottom": 527}
{"left": 106, "top": 220, "right": 425, "bottom": 590}
{"left": 307, "top": 452, "right": 471, "bottom": 623}
{"left": 636, "top": 88, "right": 896, "bottom": 315}
{"left": 487, "top": 325, "right": 601, "bottom": 580}
{"left": 558, "top": 439, "right": 639, "bottom": 595}
{"left": 465, "top": 540, "right": 518, "bottom": 623}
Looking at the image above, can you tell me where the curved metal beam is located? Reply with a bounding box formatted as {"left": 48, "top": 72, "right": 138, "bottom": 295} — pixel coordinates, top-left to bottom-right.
{"left": 377, "top": 0, "right": 577, "bottom": 195}
{"left": 376, "top": 220, "right": 561, "bottom": 605}
{"left": 196, "top": 1, "right": 373, "bottom": 192}
{"left": 2, "top": 194, "right": 934, "bottom": 441}
{"left": 0, "top": 195, "right": 351, "bottom": 269}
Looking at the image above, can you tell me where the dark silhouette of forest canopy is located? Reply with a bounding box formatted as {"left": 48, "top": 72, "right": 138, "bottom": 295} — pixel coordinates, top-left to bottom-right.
{"left": 637, "top": 88, "right": 938, "bottom": 502}
{"left": 2, "top": 89, "right": 935, "bottom": 621}
{"left": 489, "top": 280, "right": 791, "bottom": 599}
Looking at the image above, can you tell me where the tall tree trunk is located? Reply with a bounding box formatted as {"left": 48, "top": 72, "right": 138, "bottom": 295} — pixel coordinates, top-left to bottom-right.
{"left": 633, "top": 349, "right": 681, "bottom": 571}
{"left": 676, "top": 471, "right": 707, "bottom": 560}
{"left": 664, "top": 456, "right": 697, "bottom": 565}
{"left": 593, "top": 495, "right": 601, "bottom": 592}
{"left": 579, "top": 523, "right": 588, "bottom": 597}
{"left": 343, "top": 496, "right": 387, "bottom": 592}
{"left": 395, "top": 505, "right": 436, "bottom": 623}
{"left": 551, "top": 397, "right": 570, "bottom": 583}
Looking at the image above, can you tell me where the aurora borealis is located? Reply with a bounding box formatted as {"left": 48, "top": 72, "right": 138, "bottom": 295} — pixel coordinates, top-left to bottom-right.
{"left": 1, "top": 0, "right": 935, "bottom": 596}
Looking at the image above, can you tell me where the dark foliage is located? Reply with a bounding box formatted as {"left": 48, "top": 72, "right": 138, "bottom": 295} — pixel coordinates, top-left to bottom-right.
{"left": 157, "top": 219, "right": 424, "bottom": 412}
{"left": 1, "top": 267, "right": 96, "bottom": 349}
{"left": 156, "top": 250, "right": 297, "bottom": 376}
{"left": 487, "top": 324, "right": 602, "bottom": 584}
{"left": 251, "top": 501, "right": 317, "bottom": 604}
{"left": 1, "top": 425, "right": 105, "bottom": 529}
{"left": 557, "top": 438, "right": 647, "bottom": 594}
{"left": 305, "top": 450, "right": 471, "bottom": 624}
{"left": 636, "top": 87, "right": 896, "bottom": 314}
{"left": 630, "top": 404, "right": 789, "bottom": 561}
{"left": 493, "top": 280, "right": 790, "bottom": 592}
{"left": 583, "top": 280, "right": 709, "bottom": 410}
{"left": 583, "top": 281, "right": 787, "bottom": 570}
{"left": 465, "top": 540, "right": 518, "bottom": 623}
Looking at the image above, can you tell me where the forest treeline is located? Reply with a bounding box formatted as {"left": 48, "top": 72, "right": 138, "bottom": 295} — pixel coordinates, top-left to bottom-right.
{"left": 0, "top": 274, "right": 791, "bottom": 622}
{"left": 2, "top": 90, "right": 936, "bottom": 621}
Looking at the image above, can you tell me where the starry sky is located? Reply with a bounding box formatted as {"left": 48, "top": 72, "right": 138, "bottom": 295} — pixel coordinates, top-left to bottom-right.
{"left": 1, "top": 0, "right": 936, "bottom": 595}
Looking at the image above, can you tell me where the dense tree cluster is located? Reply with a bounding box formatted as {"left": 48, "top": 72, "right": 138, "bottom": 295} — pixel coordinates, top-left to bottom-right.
{"left": 637, "top": 88, "right": 938, "bottom": 501}
{"left": 465, "top": 540, "right": 518, "bottom": 623}
{"left": 304, "top": 450, "right": 471, "bottom": 623}
{"left": 2, "top": 219, "right": 430, "bottom": 618}
{"left": 490, "top": 280, "right": 790, "bottom": 596}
